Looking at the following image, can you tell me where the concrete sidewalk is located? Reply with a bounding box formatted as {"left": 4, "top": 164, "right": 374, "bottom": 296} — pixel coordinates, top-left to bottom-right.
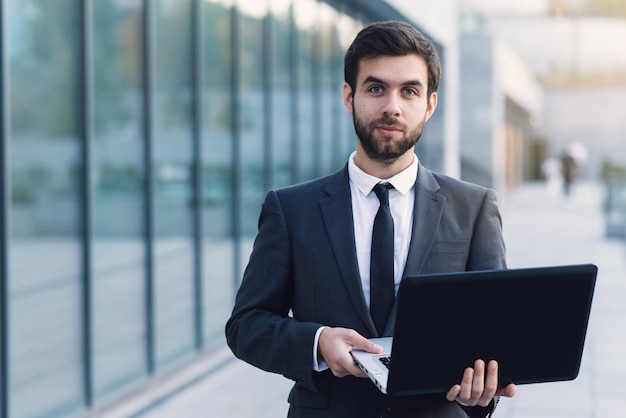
{"left": 113, "top": 181, "right": 626, "bottom": 418}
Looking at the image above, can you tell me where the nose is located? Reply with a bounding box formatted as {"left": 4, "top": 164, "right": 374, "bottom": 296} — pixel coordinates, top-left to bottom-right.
{"left": 381, "top": 91, "right": 401, "bottom": 117}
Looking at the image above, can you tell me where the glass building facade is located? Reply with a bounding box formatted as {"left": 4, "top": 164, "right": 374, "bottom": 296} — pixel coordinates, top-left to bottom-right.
{"left": 0, "top": 0, "right": 426, "bottom": 416}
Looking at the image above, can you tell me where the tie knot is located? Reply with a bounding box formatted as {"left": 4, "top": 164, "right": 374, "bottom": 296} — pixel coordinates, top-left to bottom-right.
{"left": 372, "top": 182, "right": 393, "bottom": 206}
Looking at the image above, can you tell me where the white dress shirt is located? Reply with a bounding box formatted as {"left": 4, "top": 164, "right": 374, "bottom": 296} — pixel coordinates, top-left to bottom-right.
{"left": 348, "top": 151, "right": 417, "bottom": 304}
{"left": 313, "top": 152, "right": 418, "bottom": 370}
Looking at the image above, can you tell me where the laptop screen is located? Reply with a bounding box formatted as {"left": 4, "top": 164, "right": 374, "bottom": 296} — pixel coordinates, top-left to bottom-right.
{"left": 386, "top": 264, "right": 597, "bottom": 396}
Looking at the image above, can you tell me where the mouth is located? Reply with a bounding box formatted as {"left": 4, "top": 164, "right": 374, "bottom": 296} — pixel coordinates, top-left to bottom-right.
{"left": 376, "top": 125, "right": 403, "bottom": 137}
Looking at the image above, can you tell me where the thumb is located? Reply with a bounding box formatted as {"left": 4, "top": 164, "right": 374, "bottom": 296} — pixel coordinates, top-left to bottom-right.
{"left": 351, "top": 336, "right": 383, "bottom": 354}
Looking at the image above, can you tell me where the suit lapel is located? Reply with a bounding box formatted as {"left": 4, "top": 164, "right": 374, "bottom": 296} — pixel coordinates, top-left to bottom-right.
{"left": 320, "top": 167, "right": 378, "bottom": 336}
{"left": 403, "top": 167, "right": 446, "bottom": 276}
{"left": 384, "top": 166, "right": 445, "bottom": 335}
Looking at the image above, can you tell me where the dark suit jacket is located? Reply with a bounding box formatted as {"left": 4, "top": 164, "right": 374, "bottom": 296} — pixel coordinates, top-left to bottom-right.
{"left": 226, "top": 164, "right": 507, "bottom": 418}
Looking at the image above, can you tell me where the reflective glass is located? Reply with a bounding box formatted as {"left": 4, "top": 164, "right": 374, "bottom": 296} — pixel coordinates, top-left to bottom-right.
{"left": 92, "top": 0, "right": 147, "bottom": 399}
{"left": 1, "top": 6, "right": 4, "bottom": 415}
{"left": 270, "top": 0, "right": 293, "bottom": 188}
{"left": 318, "top": 2, "right": 337, "bottom": 174}
{"left": 337, "top": 13, "right": 362, "bottom": 163}
{"left": 238, "top": 0, "right": 268, "bottom": 240}
{"left": 202, "top": 0, "right": 235, "bottom": 345}
{"left": 0, "top": 0, "right": 378, "bottom": 414}
{"left": 334, "top": 7, "right": 353, "bottom": 171}
{"left": 293, "top": 0, "right": 317, "bottom": 182}
{"left": 153, "top": 0, "right": 196, "bottom": 368}
{"left": 7, "top": 0, "right": 83, "bottom": 416}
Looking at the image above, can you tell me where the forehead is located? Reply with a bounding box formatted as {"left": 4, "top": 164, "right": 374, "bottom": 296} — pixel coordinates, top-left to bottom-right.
{"left": 356, "top": 54, "right": 429, "bottom": 86}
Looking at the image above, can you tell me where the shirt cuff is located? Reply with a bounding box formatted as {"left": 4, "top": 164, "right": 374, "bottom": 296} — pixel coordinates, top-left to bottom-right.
{"left": 312, "top": 326, "right": 329, "bottom": 371}
{"left": 458, "top": 397, "right": 499, "bottom": 418}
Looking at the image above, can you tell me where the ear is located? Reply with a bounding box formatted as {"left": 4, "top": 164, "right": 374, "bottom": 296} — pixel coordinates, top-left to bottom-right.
{"left": 424, "top": 91, "right": 438, "bottom": 122}
{"left": 342, "top": 83, "right": 354, "bottom": 115}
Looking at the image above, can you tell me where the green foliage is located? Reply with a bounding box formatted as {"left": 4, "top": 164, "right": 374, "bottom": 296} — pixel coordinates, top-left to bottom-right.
{"left": 600, "top": 159, "right": 626, "bottom": 180}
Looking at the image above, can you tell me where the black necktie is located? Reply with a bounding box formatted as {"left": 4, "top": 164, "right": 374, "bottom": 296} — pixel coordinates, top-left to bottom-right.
{"left": 370, "top": 182, "right": 395, "bottom": 335}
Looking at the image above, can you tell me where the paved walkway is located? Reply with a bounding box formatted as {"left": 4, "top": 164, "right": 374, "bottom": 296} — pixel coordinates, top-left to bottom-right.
{"left": 105, "top": 181, "right": 626, "bottom": 418}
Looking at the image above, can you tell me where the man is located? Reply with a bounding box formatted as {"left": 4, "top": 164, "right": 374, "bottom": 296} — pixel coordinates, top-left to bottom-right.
{"left": 226, "top": 21, "right": 516, "bottom": 417}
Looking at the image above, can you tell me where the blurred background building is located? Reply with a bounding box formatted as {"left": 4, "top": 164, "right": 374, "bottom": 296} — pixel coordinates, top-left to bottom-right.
{"left": 0, "top": 0, "right": 624, "bottom": 417}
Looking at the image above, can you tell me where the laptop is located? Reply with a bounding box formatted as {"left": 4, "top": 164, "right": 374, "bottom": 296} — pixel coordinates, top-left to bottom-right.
{"left": 351, "top": 264, "right": 598, "bottom": 396}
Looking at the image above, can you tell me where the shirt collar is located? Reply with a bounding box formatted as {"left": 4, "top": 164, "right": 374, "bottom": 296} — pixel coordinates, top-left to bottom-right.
{"left": 348, "top": 151, "right": 419, "bottom": 197}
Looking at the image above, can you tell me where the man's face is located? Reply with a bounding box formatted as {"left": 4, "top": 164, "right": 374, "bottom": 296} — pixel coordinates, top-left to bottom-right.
{"left": 343, "top": 54, "right": 437, "bottom": 164}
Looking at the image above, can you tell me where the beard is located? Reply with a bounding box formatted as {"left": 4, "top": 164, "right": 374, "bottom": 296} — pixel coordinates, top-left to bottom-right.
{"left": 352, "top": 104, "right": 426, "bottom": 164}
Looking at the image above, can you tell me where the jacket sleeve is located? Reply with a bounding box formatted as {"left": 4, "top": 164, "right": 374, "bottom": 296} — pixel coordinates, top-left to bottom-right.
{"left": 225, "top": 190, "right": 325, "bottom": 391}
{"left": 462, "top": 188, "right": 505, "bottom": 417}
{"left": 466, "top": 188, "right": 507, "bottom": 271}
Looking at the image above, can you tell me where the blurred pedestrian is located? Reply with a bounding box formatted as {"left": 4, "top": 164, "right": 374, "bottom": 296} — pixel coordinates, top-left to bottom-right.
{"left": 561, "top": 142, "right": 588, "bottom": 197}
{"left": 542, "top": 157, "right": 562, "bottom": 195}
{"left": 561, "top": 148, "right": 578, "bottom": 196}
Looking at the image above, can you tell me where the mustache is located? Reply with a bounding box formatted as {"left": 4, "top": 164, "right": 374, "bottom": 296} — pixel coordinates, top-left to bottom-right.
{"left": 374, "top": 115, "right": 402, "bottom": 127}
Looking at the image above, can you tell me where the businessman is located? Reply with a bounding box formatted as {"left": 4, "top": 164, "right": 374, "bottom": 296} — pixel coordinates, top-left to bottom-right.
{"left": 226, "top": 20, "right": 516, "bottom": 417}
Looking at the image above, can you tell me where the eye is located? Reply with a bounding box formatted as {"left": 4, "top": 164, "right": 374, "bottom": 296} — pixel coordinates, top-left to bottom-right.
{"left": 403, "top": 88, "right": 418, "bottom": 96}
{"left": 368, "top": 85, "right": 384, "bottom": 94}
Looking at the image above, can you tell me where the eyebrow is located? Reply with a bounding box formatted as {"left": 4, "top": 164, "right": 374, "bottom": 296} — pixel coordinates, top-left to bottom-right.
{"left": 361, "top": 75, "right": 424, "bottom": 89}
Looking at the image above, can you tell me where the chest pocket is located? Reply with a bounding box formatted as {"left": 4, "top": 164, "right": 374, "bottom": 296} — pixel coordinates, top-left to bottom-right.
{"left": 423, "top": 239, "right": 470, "bottom": 272}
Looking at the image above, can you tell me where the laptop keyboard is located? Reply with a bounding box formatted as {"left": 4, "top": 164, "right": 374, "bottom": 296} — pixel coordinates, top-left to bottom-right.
{"left": 378, "top": 356, "right": 391, "bottom": 369}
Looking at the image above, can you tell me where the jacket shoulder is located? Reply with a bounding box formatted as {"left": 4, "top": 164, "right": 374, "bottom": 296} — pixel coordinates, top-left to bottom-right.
{"left": 274, "top": 166, "right": 349, "bottom": 200}
{"left": 430, "top": 171, "right": 491, "bottom": 194}
{"left": 424, "top": 170, "right": 494, "bottom": 202}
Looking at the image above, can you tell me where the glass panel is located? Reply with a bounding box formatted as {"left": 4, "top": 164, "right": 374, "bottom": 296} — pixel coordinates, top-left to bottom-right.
{"left": 7, "top": 0, "right": 83, "bottom": 416}
{"left": 238, "top": 0, "right": 268, "bottom": 240}
{"left": 92, "top": 0, "right": 147, "bottom": 399}
{"left": 294, "top": 0, "right": 316, "bottom": 182}
{"left": 153, "top": 0, "right": 196, "bottom": 368}
{"left": 203, "top": 0, "right": 235, "bottom": 345}
{"left": 318, "top": 2, "right": 336, "bottom": 175}
{"left": 270, "top": 0, "right": 293, "bottom": 188}
{"left": 337, "top": 13, "right": 362, "bottom": 164}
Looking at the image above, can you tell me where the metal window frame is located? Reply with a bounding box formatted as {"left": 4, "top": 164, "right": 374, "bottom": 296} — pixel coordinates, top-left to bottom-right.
{"left": 288, "top": 2, "right": 300, "bottom": 184}
{"left": 263, "top": 8, "right": 274, "bottom": 192}
{"left": 79, "top": 0, "right": 94, "bottom": 408}
{"left": 311, "top": 1, "right": 322, "bottom": 178}
{"left": 191, "top": 0, "right": 205, "bottom": 349}
{"left": 0, "top": 0, "right": 9, "bottom": 415}
{"left": 330, "top": 5, "right": 345, "bottom": 170}
{"left": 231, "top": 3, "right": 242, "bottom": 293}
{"left": 142, "top": 0, "right": 156, "bottom": 375}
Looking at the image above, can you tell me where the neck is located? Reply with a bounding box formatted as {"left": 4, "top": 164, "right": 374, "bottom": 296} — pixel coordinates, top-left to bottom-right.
{"left": 354, "top": 143, "right": 415, "bottom": 180}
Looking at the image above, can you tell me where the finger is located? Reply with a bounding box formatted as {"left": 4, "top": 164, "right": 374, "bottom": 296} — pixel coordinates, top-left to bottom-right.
{"left": 496, "top": 383, "right": 517, "bottom": 398}
{"left": 471, "top": 360, "right": 486, "bottom": 404}
{"left": 362, "top": 340, "right": 383, "bottom": 354}
{"left": 446, "top": 384, "right": 461, "bottom": 402}
{"left": 485, "top": 360, "right": 499, "bottom": 393}
{"left": 346, "top": 332, "right": 383, "bottom": 354}
{"left": 477, "top": 360, "right": 498, "bottom": 406}
{"left": 457, "top": 366, "right": 474, "bottom": 403}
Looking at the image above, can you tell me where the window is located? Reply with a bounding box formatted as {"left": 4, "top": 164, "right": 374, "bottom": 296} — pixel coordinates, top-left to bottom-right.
{"left": 92, "top": 0, "right": 147, "bottom": 399}
{"left": 8, "top": 0, "right": 83, "bottom": 416}
{"left": 152, "top": 0, "right": 196, "bottom": 368}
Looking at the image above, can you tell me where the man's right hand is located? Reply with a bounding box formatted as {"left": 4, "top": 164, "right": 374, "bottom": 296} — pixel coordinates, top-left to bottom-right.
{"left": 318, "top": 327, "right": 382, "bottom": 378}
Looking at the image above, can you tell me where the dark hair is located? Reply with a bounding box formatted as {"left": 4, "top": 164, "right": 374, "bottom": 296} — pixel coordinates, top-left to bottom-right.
{"left": 344, "top": 20, "right": 441, "bottom": 98}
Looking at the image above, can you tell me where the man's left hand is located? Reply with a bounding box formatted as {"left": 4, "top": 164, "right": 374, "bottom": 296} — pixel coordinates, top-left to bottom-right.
{"left": 446, "top": 359, "right": 516, "bottom": 407}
